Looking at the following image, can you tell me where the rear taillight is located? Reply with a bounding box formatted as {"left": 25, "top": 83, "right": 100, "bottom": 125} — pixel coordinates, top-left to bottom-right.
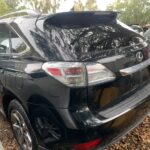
{"left": 42, "top": 62, "right": 87, "bottom": 87}
{"left": 73, "top": 139, "right": 101, "bottom": 150}
{"left": 42, "top": 62, "right": 115, "bottom": 87}
{"left": 86, "top": 63, "right": 116, "bottom": 86}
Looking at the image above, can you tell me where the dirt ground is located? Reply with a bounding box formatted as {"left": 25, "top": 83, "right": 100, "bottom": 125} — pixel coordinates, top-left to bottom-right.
{"left": 0, "top": 114, "right": 149, "bottom": 150}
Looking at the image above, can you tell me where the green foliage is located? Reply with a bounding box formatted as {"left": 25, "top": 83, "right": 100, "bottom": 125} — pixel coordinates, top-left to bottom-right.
{"left": 85, "top": 0, "right": 98, "bottom": 11}
{"left": 7, "top": 0, "right": 65, "bottom": 13}
{"left": 72, "top": 0, "right": 85, "bottom": 11}
{"left": 72, "top": 0, "right": 98, "bottom": 11}
{"left": 29, "top": 0, "right": 63, "bottom": 13}
{"left": 107, "top": 0, "right": 150, "bottom": 25}
{"left": 0, "top": 0, "right": 11, "bottom": 15}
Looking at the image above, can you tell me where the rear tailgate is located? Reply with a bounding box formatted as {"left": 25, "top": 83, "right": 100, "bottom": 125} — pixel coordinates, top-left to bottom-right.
{"left": 86, "top": 22, "right": 150, "bottom": 117}
{"left": 43, "top": 11, "right": 150, "bottom": 117}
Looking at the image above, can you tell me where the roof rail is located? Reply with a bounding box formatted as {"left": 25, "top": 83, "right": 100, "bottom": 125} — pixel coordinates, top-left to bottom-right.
{"left": 0, "top": 9, "right": 40, "bottom": 20}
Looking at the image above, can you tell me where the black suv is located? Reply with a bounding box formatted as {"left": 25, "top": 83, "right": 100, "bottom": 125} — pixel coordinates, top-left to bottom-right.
{"left": 0, "top": 10, "right": 150, "bottom": 150}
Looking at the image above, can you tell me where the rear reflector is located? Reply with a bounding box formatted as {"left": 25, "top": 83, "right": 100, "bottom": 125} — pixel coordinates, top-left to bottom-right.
{"left": 42, "top": 62, "right": 115, "bottom": 87}
{"left": 73, "top": 139, "right": 101, "bottom": 150}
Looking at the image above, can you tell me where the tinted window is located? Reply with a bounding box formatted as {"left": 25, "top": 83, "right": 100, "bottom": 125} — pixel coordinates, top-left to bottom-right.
{"left": 10, "top": 30, "right": 30, "bottom": 54}
{"left": 0, "top": 24, "right": 10, "bottom": 54}
{"left": 44, "top": 20, "right": 145, "bottom": 61}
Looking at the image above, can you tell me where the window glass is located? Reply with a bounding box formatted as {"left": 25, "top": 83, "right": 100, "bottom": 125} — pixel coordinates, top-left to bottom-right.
{"left": 11, "top": 30, "right": 30, "bottom": 54}
{"left": 45, "top": 20, "right": 145, "bottom": 61}
{"left": 0, "top": 24, "right": 10, "bottom": 54}
{"left": 144, "top": 29, "right": 150, "bottom": 38}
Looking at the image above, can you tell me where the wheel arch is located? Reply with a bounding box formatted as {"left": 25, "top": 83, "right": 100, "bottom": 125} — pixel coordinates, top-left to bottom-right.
{"left": 27, "top": 95, "right": 67, "bottom": 129}
{"left": 2, "top": 91, "right": 67, "bottom": 131}
{"left": 28, "top": 95, "right": 61, "bottom": 118}
{"left": 2, "top": 89, "right": 25, "bottom": 117}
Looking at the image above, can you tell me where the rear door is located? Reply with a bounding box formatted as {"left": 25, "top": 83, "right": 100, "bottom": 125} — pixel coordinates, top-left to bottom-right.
{"left": 4, "top": 28, "right": 31, "bottom": 95}
{"left": 4, "top": 26, "right": 44, "bottom": 106}
{"left": 0, "top": 24, "right": 11, "bottom": 97}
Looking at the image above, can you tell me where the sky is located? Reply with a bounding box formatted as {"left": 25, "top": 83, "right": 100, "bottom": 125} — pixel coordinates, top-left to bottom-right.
{"left": 58, "top": 0, "right": 116, "bottom": 12}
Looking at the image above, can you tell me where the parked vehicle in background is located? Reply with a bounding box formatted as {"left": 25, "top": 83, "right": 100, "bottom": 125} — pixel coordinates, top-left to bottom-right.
{"left": 131, "top": 25, "right": 144, "bottom": 35}
{"left": 143, "top": 24, "right": 150, "bottom": 32}
{"left": 0, "top": 10, "right": 150, "bottom": 150}
{"left": 144, "top": 28, "right": 150, "bottom": 44}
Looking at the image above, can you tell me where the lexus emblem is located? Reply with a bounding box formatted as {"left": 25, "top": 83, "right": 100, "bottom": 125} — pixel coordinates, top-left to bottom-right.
{"left": 136, "top": 51, "right": 143, "bottom": 62}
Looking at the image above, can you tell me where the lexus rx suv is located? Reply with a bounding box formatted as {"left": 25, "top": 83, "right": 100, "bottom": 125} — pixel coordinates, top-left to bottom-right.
{"left": 0, "top": 11, "right": 150, "bottom": 150}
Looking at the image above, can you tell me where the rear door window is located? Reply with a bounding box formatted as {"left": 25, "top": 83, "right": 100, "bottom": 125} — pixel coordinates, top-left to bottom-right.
{"left": 10, "top": 30, "right": 31, "bottom": 55}
{"left": 0, "top": 24, "right": 10, "bottom": 54}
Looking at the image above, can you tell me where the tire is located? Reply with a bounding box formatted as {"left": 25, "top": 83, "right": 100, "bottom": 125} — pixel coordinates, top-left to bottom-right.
{"left": 31, "top": 106, "right": 64, "bottom": 149}
{"left": 8, "top": 100, "right": 38, "bottom": 150}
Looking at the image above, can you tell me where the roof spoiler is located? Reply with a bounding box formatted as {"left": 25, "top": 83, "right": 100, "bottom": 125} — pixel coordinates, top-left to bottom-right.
{"left": 44, "top": 11, "right": 119, "bottom": 27}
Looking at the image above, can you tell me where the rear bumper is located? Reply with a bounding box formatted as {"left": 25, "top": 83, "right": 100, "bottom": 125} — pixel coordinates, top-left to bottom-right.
{"left": 60, "top": 97, "right": 150, "bottom": 149}
{"left": 38, "top": 83, "right": 150, "bottom": 149}
{"left": 56, "top": 83, "right": 150, "bottom": 145}
{"left": 97, "top": 99, "right": 150, "bottom": 149}
{"left": 69, "top": 83, "right": 150, "bottom": 129}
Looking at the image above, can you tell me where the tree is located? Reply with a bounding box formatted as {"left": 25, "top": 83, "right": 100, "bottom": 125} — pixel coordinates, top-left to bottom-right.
{"left": 85, "top": 0, "right": 98, "bottom": 11}
{"left": 72, "top": 0, "right": 98, "bottom": 11}
{"left": 7, "top": 0, "right": 65, "bottom": 13}
{"left": 107, "top": 0, "right": 150, "bottom": 25}
{"left": 28, "top": 0, "right": 63, "bottom": 13}
{"left": 0, "top": 0, "right": 11, "bottom": 15}
{"left": 71, "top": 0, "right": 85, "bottom": 11}
{"left": 6, "top": 0, "right": 20, "bottom": 10}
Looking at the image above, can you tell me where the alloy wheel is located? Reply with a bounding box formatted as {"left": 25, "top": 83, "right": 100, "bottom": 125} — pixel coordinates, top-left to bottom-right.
{"left": 35, "top": 117, "right": 61, "bottom": 144}
{"left": 11, "top": 110, "right": 32, "bottom": 150}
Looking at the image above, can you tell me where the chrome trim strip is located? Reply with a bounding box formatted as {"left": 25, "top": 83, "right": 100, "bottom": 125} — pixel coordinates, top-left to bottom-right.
{"left": 98, "top": 108, "right": 132, "bottom": 124}
{"left": 97, "top": 55, "right": 125, "bottom": 63}
{"left": 120, "top": 58, "right": 150, "bottom": 76}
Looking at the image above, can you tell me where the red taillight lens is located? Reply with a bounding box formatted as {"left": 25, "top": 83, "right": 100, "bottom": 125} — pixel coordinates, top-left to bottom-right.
{"left": 47, "top": 68, "right": 62, "bottom": 76}
{"left": 73, "top": 139, "right": 101, "bottom": 150}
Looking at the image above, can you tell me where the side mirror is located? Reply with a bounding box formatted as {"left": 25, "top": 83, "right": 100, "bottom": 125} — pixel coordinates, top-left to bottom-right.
{"left": 0, "top": 45, "right": 7, "bottom": 53}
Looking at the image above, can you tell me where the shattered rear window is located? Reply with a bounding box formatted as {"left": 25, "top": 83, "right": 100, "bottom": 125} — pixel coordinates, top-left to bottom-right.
{"left": 44, "top": 19, "right": 144, "bottom": 61}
